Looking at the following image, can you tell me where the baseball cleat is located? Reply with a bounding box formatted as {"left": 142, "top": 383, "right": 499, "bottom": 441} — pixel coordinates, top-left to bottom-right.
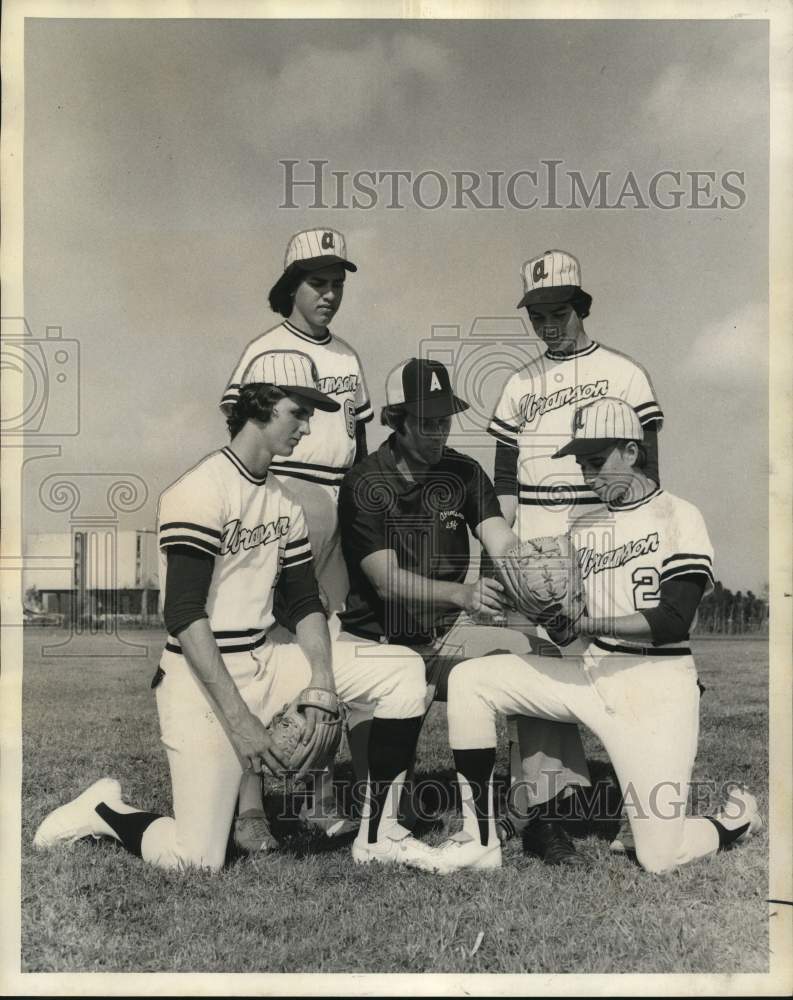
{"left": 234, "top": 809, "right": 278, "bottom": 854}
{"left": 33, "top": 777, "right": 123, "bottom": 849}
{"left": 352, "top": 825, "right": 443, "bottom": 872}
{"left": 522, "top": 819, "right": 585, "bottom": 866}
{"left": 299, "top": 802, "right": 359, "bottom": 838}
{"left": 609, "top": 818, "right": 635, "bottom": 854}
{"left": 423, "top": 831, "right": 502, "bottom": 874}
{"left": 716, "top": 785, "right": 763, "bottom": 842}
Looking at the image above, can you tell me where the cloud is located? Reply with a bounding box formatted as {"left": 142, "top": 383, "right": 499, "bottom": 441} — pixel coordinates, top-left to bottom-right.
{"left": 685, "top": 302, "right": 768, "bottom": 389}
{"left": 224, "top": 34, "right": 457, "bottom": 139}
{"left": 641, "top": 39, "right": 766, "bottom": 142}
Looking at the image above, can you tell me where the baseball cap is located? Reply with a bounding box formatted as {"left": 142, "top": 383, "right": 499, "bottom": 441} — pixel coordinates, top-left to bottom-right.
{"left": 385, "top": 358, "right": 469, "bottom": 418}
{"left": 283, "top": 228, "right": 357, "bottom": 273}
{"left": 552, "top": 397, "right": 643, "bottom": 459}
{"left": 517, "top": 249, "right": 592, "bottom": 313}
{"left": 240, "top": 350, "right": 340, "bottom": 412}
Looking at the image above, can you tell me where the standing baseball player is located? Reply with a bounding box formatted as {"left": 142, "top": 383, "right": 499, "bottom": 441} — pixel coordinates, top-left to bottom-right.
{"left": 221, "top": 228, "right": 371, "bottom": 836}
{"left": 419, "top": 396, "right": 762, "bottom": 874}
{"left": 489, "top": 249, "right": 664, "bottom": 861}
{"left": 33, "top": 351, "right": 440, "bottom": 874}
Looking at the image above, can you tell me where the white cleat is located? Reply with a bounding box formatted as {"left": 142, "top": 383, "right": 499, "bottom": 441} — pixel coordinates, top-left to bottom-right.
{"left": 609, "top": 818, "right": 635, "bottom": 854}
{"left": 716, "top": 785, "right": 763, "bottom": 842}
{"left": 352, "top": 825, "right": 444, "bottom": 873}
{"left": 424, "top": 831, "right": 502, "bottom": 874}
{"left": 33, "top": 777, "right": 123, "bottom": 849}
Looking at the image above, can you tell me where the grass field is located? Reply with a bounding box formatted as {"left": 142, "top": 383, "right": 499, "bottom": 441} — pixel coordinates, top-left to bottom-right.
{"left": 20, "top": 630, "right": 769, "bottom": 974}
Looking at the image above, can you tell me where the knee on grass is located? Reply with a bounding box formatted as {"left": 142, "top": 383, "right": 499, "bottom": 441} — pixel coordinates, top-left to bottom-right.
{"left": 634, "top": 841, "right": 682, "bottom": 875}
{"left": 143, "top": 823, "right": 227, "bottom": 874}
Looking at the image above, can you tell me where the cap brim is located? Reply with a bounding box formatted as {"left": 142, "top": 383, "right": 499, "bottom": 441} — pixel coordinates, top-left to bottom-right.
{"left": 280, "top": 385, "right": 340, "bottom": 412}
{"left": 552, "top": 437, "right": 636, "bottom": 459}
{"left": 517, "top": 284, "right": 581, "bottom": 309}
{"left": 294, "top": 255, "right": 357, "bottom": 273}
{"left": 399, "top": 394, "right": 469, "bottom": 418}
{"left": 268, "top": 258, "right": 358, "bottom": 303}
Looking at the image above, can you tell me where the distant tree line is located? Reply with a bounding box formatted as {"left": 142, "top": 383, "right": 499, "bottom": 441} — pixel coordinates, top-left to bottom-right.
{"left": 24, "top": 581, "right": 769, "bottom": 635}
{"left": 694, "top": 581, "right": 769, "bottom": 635}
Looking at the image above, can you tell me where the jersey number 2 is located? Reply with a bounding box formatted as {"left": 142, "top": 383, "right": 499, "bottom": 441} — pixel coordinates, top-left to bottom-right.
{"left": 632, "top": 567, "right": 660, "bottom": 609}
{"left": 344, "top": 399, "right": 356, "bottom": 439}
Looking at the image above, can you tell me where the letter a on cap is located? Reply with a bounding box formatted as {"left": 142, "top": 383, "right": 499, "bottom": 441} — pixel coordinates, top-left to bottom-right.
{"left": 430, "top": 372, "right": 442, "bottom": 392}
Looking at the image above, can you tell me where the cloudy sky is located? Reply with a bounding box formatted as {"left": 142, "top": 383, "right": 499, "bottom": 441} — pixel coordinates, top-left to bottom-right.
{"left": 19, "top": 15, "right": 769, "bottom": 591}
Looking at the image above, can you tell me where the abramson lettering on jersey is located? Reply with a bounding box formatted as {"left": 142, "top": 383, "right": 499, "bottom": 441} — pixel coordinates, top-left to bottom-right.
{"left": 221, "top": 517, "right": 290, "bottom": 555}
{"left": 579, "top": 532, "right": 660, "bottom": 578}
{"left": 316, "top": 374, "right": 359, "bottom": 395}
{"left": 520, "top": 381, "right": 609, "bottom": 424}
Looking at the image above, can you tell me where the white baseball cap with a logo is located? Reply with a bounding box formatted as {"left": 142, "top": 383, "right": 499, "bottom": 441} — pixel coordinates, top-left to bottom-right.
{"left": 552, "top": 397, "right": 643, "bottom": 459}
{"left": 517, "top": 248, "right": 591, "bottom": 312}
{"left": 240, "top": 350, "right": 340, "bottom": 411}
{"left": 283, "top": 228, "right": 357, "bottom": 273}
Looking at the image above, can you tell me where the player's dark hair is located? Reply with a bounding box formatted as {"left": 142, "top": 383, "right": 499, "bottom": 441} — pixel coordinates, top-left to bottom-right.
{"left": 570, "top": 289, "right": 593, "bottom": 319}
{"left": 226, "top": 383, "right": 287, "bottom": 438}
{"left": 268, "top": 263, "right": 305, "bottom": 318}
{"left": 380, "top": 405, "right": 408, "bottom": 435}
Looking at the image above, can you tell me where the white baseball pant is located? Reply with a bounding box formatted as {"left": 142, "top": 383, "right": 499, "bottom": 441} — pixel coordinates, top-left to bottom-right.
{"left": 140, "top": 633, "right": 426, "bottom": 871}
{"left": 279, "top": 476, "right": 349, "bottom": 619}
{"left": 447, "top": 647, "right": 720, "bottom": 873}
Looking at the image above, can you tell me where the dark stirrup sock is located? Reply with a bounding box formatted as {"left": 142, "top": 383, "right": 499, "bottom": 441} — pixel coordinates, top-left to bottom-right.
{"left": 705, "top": 816, "right": 750, "bottom": 848}
{"left": 453, "top": 748, "right": 497, "bottom": 845}
{"left": 366, "top": 716, "right": 423, "bottom": 843}
{"left": 95, "top": 802, "right": 162, "bottom": 857}
{"left": 502, "top": 784, "right": 570, "bottom": 834}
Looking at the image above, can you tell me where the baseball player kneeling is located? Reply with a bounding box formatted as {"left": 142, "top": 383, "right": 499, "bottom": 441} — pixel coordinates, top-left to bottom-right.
{"left": 415, "top": 397, "right": 762, "bottom": 874}
{"left": 33, "top": 351, "right": 440, "bottom": 874}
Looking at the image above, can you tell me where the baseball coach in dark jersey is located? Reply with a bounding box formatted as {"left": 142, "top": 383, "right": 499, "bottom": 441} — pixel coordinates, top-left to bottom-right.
{"left": 336, "top": 358, "right": 590, "bottom": 866}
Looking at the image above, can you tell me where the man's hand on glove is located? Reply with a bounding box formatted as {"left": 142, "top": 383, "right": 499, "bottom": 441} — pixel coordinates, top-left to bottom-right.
{"left": 266, "top": 687, "right": 344, "bottom": 783}
{"left": 493, "top": 533, "right": 586, "bottom": 638}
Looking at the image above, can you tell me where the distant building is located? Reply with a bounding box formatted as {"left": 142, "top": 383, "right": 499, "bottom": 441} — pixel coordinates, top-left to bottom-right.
{"left": 24, "top": 529, "right": 160, "bottom": 622}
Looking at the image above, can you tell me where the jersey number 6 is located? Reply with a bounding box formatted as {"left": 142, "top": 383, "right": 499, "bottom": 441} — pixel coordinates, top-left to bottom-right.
{"left": 343, "top": 399, "right": 356, "bottom": 439}
{"left": 632, "top": 567, "right": 661, "bottom": 609}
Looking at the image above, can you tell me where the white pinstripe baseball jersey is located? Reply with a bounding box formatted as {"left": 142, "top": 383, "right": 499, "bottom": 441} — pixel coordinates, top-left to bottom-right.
{"left": 489, "top": 342, "right": 663, "bottom": 513}
{"left": 571, "top": 488, "right": 714, "bottom": 654}
{"left": 157, "top": 447, "right": 312, "bottom": 652}
{"left": 220, "top": 322, "right": 373, "bottom": 486}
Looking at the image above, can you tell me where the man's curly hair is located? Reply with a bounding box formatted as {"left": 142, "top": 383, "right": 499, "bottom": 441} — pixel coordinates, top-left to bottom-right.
{"left": 380, "top": 404, "right": 408, "bottom": 435}
{"left": 226, "top": 383, "right": 287, "bottom": 438}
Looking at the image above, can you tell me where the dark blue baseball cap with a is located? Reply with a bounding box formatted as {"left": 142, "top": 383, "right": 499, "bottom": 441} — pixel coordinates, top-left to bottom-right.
{"left": 385, "top": 358, "right": 469, "bottom": 418}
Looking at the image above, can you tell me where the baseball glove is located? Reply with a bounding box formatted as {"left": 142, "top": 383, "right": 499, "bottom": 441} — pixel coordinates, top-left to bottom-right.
{"left": 494, "top": 533, "right": 586, "bottom": 632}
{"left": 267, "top": 687, "right": 343, "bottom": 783}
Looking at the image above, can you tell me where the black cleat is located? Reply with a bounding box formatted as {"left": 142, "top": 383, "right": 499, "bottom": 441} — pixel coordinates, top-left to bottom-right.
{"left": 522, "top": 820, "right": 585, "bottom": 867}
